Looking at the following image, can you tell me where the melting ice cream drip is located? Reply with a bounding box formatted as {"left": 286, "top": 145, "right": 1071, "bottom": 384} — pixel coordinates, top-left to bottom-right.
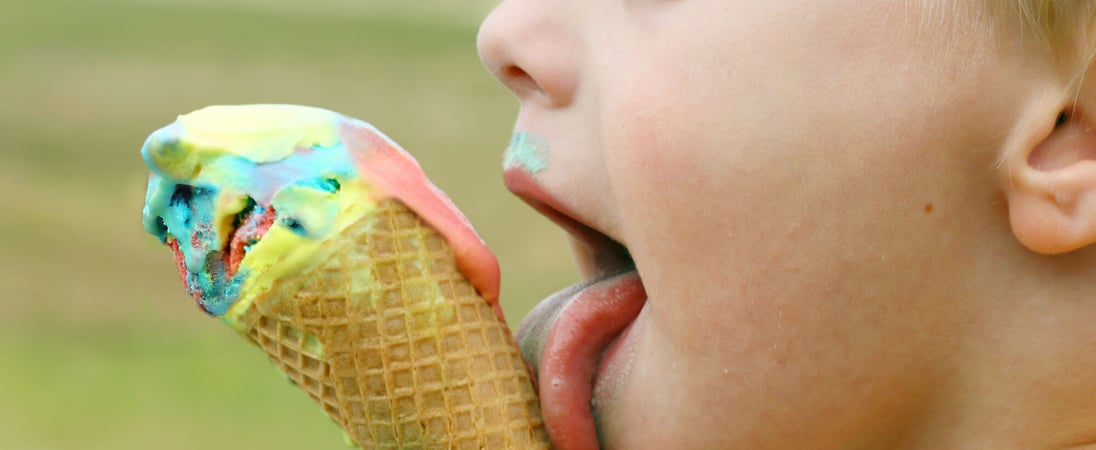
{"left": 159, "top": 183, "right": 267, "bottom": 316}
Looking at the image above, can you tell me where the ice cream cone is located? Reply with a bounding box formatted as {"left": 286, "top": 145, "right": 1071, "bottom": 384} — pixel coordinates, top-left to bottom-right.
{"left": 235, "top": 198, "right": 549, "bottom": 449}
{"left": 141, "top": 105, "right": 548, "bottom": 448}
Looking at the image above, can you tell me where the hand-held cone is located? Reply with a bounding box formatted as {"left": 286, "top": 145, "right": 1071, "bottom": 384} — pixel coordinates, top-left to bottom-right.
{"left": 140, "top": 105, "right": 551, "bottom": 449}
{"left": 240, "top": 198, "right": 549, "bottom": 448}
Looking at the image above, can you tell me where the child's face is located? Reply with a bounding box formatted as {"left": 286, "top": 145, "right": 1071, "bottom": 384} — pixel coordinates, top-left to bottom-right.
{"left": 480, "top": 1, "right": 1032, "bottom": 448}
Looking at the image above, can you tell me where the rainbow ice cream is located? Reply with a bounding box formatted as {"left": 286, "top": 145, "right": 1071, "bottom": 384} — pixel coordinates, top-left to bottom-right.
{"left": 142, "top": 105, "right": 548, "bottom": 448}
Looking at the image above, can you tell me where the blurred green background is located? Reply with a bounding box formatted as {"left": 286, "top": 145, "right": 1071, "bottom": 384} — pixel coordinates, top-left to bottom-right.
{"left": 0, "top": 1, "right": 577, "bottom": 448}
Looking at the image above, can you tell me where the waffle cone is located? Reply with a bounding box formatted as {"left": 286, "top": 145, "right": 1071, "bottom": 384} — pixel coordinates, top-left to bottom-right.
{"left": 235, "top": 198, "right": 549, "bottom": 449}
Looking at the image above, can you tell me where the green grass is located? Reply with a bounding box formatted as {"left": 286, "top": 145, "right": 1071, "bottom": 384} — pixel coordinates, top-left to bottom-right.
{"left": 1, "top": 1, "right": 578, "bottom": 448}
{"left": 1, "top": 326, "right": 348, "bottom": 450}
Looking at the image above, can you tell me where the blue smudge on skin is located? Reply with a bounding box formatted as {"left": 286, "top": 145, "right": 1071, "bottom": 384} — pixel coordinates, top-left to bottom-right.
{"left": 503, "top": 132, "right": 549, "bottom": 175}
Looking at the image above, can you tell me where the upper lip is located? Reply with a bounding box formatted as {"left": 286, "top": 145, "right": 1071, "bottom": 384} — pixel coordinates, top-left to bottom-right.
{"left": 502, "top": 169, "right": 635, "bottom": 278}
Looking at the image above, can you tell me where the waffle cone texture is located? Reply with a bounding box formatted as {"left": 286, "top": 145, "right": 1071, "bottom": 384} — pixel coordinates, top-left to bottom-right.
{"left": 237, "top": 198, "right": 549, "bottom": 449}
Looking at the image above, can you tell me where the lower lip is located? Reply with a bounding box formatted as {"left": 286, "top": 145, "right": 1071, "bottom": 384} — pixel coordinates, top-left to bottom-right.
{"left": 518, "top": 271, "right": 647, "bottom": 450}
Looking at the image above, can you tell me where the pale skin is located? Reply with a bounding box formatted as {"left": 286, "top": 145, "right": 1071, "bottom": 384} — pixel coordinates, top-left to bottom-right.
{"left": 478, "top": 0, "right": 1096, "bottom": 448}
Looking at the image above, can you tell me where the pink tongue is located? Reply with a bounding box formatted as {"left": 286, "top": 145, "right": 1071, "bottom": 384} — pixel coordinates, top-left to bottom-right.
{"left": 517, "top": 272, "right": 646, "bottom": 450}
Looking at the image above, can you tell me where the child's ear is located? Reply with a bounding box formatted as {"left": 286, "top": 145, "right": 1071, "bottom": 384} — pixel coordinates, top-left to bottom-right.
{"left": 1003, "top": 100, "right": 1096, "bottom": 254}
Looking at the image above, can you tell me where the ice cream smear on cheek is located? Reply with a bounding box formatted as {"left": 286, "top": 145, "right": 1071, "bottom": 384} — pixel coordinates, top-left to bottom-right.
{"left": 141, "top": 105, "right": 379, "bottom": 328}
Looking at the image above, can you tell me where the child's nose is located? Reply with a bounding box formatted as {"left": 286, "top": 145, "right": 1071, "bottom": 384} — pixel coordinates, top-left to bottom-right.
{"left": 477, "top": 0, "right": 578, "bottom": 108}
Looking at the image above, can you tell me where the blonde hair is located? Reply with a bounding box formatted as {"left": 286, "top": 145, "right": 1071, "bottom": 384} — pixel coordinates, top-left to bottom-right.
{"left": 989, "top": 0, "right": 1096, "bottom": 76}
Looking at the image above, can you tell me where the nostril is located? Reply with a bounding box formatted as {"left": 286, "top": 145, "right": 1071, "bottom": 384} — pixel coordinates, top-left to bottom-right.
{"left": 505, "top": 65, "right": 530, "bottom": 82}
{"left": 502, "top": 65, "right": 544, "bottom": 97}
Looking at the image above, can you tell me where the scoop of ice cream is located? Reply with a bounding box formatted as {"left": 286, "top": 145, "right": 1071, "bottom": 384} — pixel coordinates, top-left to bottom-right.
{"left": 141, "top": 104, "right": 502, "bottom": 327}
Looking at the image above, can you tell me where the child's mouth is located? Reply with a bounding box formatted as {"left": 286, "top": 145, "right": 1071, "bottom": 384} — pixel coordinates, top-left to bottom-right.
{"left": 505, "top": 168, "right": 648, "bottom": 450}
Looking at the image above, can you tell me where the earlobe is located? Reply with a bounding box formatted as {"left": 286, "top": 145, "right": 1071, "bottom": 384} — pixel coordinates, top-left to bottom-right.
{"left": 1004, "top": 106, "right": 1096, "bottom": 254}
